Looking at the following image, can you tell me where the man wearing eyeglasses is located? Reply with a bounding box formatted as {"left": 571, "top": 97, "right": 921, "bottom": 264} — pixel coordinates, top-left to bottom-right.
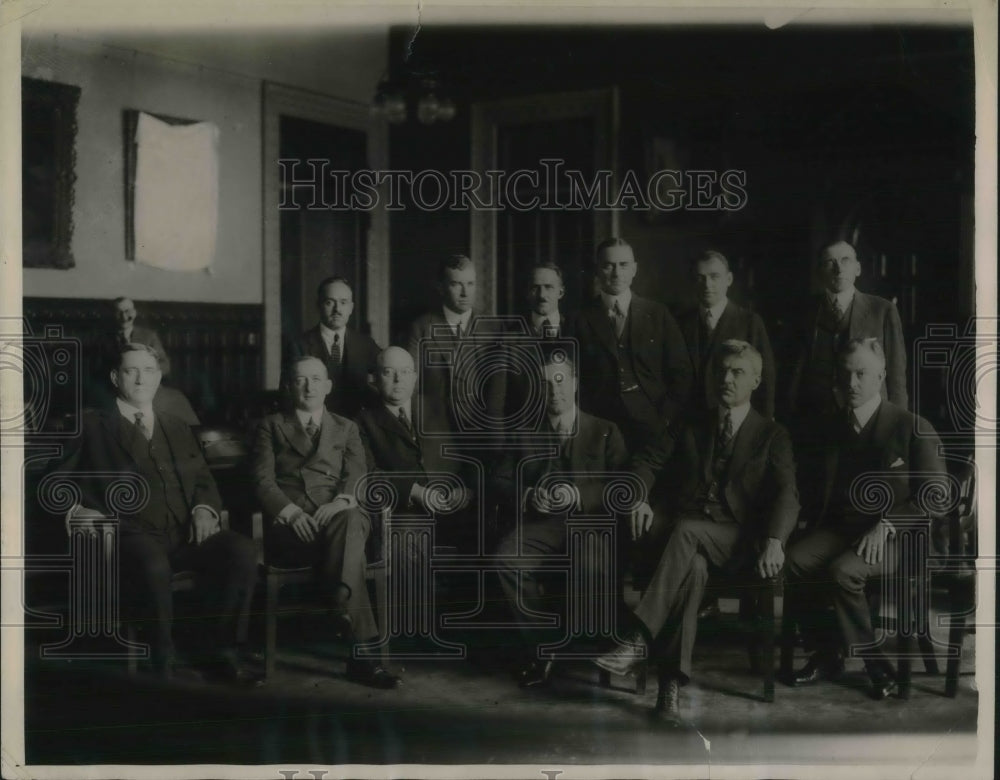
{"left": 356, "top": 347, "right": 476, "bottom": 550}
{"left": 58, "top": 343, "right": 260, "bottom": 684}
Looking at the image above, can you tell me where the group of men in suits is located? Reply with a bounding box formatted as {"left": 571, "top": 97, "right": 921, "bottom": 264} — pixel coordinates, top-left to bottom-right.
{"left": 59, "top": 233, "right": 944, "bottom": 717}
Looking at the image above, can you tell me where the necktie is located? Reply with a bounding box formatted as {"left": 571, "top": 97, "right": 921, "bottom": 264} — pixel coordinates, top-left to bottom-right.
{"left": 397, "top": 406, "right": 414, "bottom": 437}
{"left": 718, "top": 409, "right": 733, "bottom": 449}
{"left": 703, "top": 308, "right": 715, "bottom": 332}
{"left": 134, "top": 411, "right": 151, "bottom": 441}
{"left": 611, "top": 300, "right": 626, "bottom": 339}
{"left": 541, "top": 318, "right": 558, "bottom": 339}
{"left": 829, "top": 296, "right": 845, "bottom": 322}
{"left": 118, "top": 330, "right": 129, "bottom": 347}
{"left": 455, "top": 320, "right": 464, "bottom": 340}
{"left": 329, "top": 333, "right": 342, "bottom": 371}
{"left": 305, "top": 418, "right": 319, "bottom": 440}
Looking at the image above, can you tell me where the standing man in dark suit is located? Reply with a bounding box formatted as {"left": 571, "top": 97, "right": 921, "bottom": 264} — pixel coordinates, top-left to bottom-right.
{"left": 573, "top": 237, "right": 692, "bottom": 453}
{"left": 252, "top": 355, "right": 397, "bottom": 689}
{"left": 293, "top": 276, "right": 381, "bottom": 420}
{"left": 407, "top": 254, "right": 506, "bottom": 436}
{"left": 679, "top": 250, "right": 776, "bottom": 419}
{"left": 494, "top": 353, "right": 628, "bottom": 688}
{"left": 357, "top": 347, "right": 476, "bottom": 551}
{"left": 787, "top": 239, "right": 908, "bottom": 420}
{"left": 594, "top": 340, "right": 799, "bottom": 724}
{"left": 784, "top": 338, "right": 945, "bottom": 700}
{"left": 108, "top": 296, "right": 171, "bottom": 376}
{"left": 59, "top": 343, "right": 259, "bottom": 683}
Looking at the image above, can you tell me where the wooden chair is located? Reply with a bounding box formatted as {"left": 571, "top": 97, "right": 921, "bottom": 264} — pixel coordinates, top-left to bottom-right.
{"left": 780, "top": 459, "right": 978, "bottom": 699}
{"left": 703, "top": 571, "right": 780, "bottom": 702}
{"left": 251, "top": 509, "right": 389, "bottom": 679}
{"left": 895, "top": 458, "right": 977, "bottom": 698}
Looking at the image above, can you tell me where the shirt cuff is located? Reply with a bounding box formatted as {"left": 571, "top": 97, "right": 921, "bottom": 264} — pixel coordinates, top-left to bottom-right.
{"left": 333, "top": 493, "right": 357, "bottom": 510}
{"left": 276, "top": 503, "right": 300, "bottom": 524}
{"left": 191, "top": 504, "right": 220, "bottom": 525}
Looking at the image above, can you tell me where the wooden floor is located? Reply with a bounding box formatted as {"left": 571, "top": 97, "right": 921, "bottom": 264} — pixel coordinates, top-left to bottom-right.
{"left": 21, "top": 599, "right": 979, "bottom": 770}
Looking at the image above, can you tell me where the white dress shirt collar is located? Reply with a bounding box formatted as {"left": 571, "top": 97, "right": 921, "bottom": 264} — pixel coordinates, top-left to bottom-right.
{"left": 719, "top": 400, "right": 752, "bottom": 436}
{"left": 703, "top": 298, "right": 729, "bottom": 327}
{"left": 826, "top": 287, "right": 856, "bottom": 314}
{"left": 384, "top": 399, "right": 413, "bottom": 421}
{"left": 295, "top": 407, "right": 324, "bottom": 430}
{"left": 442, "top": 307, "right": 472, "bottom": 334}
{"left": 116, "top": 397, "right": 154, "bottom": 424}
{"left": 530, "top": 311, "right": 561, "bottom": 332}
{"left": 548, "top": 405, "right": 578, "bottom": 435}
{"left": 851, "top": 394, "right": 882, "bottom": 433}
{"left": 600, "top": 289, "right": 632, "bottom": 315}
{"left": 319, "top": 323, "right": 346, "bottom": 351}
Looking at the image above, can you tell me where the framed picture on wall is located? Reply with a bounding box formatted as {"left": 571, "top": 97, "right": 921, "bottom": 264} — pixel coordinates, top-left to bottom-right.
{"left": 21, "top": 76, "right": 80, "bottom": 269}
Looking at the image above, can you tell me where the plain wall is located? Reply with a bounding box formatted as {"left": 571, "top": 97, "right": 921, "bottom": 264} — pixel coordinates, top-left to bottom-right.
{"left": 21, "top": 33, "right": 263, "bottom": 303}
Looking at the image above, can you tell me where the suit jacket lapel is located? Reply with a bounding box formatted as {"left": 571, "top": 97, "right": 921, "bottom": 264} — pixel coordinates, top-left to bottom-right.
{"left": 281, "top": 412, "right": 314, "bottom": 458}
{"left": 848, "top": 291, "right": 868, "bottom": 339}
{"left": 681, "top": 311, "right": 699, "bottom": 367}
{"left": 376, "top": 404, "right": 419, "bottom": 449}
{"left": 586, "top": 300, "right": 619, "bottom": 356}
{"left": 627, "top": 296, "right": 646, "bottom": 349}
{"left": 727, "top": 408, "right": 762, "bottom": 480}
{"left": 699, "top": 417, "right": 716, "bottom": 484}
{"left": 103, "top": 408, "right": 140, "bottom": 463}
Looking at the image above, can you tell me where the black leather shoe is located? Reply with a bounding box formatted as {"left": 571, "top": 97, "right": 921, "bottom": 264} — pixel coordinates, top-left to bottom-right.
{"left": 792, "top": 652, "right": 844, "bottom": 685}
{"left": 331, "top": 610, "right": 355, "bottom": 642}
{"left": 869, "top": 668, "right": 897, "bottom": 700}
{"left": 651, "top": 677, "right": 682, "bottom": 726}
{"left": 517, "top": 659, "right": 554, "bottom": 689}
{"left": 346, "top": 658, "right": 399, "bottom": 689}
{"left": 593, "top": 631, "right": 648, "bottom": 678}
{"left": 697, "top": 601, "right": 721, "bottom": 621}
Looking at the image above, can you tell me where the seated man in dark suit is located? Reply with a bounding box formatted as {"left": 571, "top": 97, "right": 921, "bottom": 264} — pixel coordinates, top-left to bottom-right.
{"left": 784, "top": 338, "right": 945, "bottom": 700}
{"left": 357, "top": 346, "right": 476, "bottom": 551}
{"left": 494, "top": 353, "right": 628, "bottom": 688}
{"left": 252, "top": 355, "right": 397, "bottom": 689}
{"left": 594, "top": 340, "right": 799, "bottom": 724}
{"left": 291, "top": 276, "right": 381, "bottom": 419}
{"left": 59, "top": 343, "right": 259, "bottom": 683}
{"left": 573, "top": 237, "right": 692, "bottom": 453}
{"left": 679, "top": 250, "right": 776, "bottom": 419}
{"left": 407, "top": 254, "right": 507, "bottom": 436}
{"left": 787, "top": 239, "right": 908, "bottom": 422}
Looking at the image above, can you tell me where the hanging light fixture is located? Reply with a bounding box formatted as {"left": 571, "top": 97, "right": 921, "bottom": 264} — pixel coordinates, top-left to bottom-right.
{"left": 370, "top": 66, "right": 456, "bottom": 124}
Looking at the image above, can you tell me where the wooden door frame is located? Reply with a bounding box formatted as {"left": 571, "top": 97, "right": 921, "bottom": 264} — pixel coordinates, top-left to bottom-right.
{"left": 469, "top": 87, "right": 619, "bottom": 314}
{"left": 262, "top": 82, "right": 389, "bottom": 387}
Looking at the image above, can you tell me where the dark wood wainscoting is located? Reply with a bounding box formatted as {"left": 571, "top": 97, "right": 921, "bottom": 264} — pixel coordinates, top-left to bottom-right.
{"left": 23, "top": 297, "right": 265, "bottom": 426}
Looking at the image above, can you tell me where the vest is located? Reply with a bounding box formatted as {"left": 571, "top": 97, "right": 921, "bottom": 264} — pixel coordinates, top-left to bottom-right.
{"left": 614, "top": 315, "right": 641, "bottom": 396}
{"left": 807, "top": 297, "right": 854, "bottom": 414}
{"left": 129, "top": 420, "right": 189, "bottom": 547}
{"left": 827, "top": 409, "right": 881, "bottom": 529}
{"left": 698, "top": 427, "right": 738, "bottom": 522}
